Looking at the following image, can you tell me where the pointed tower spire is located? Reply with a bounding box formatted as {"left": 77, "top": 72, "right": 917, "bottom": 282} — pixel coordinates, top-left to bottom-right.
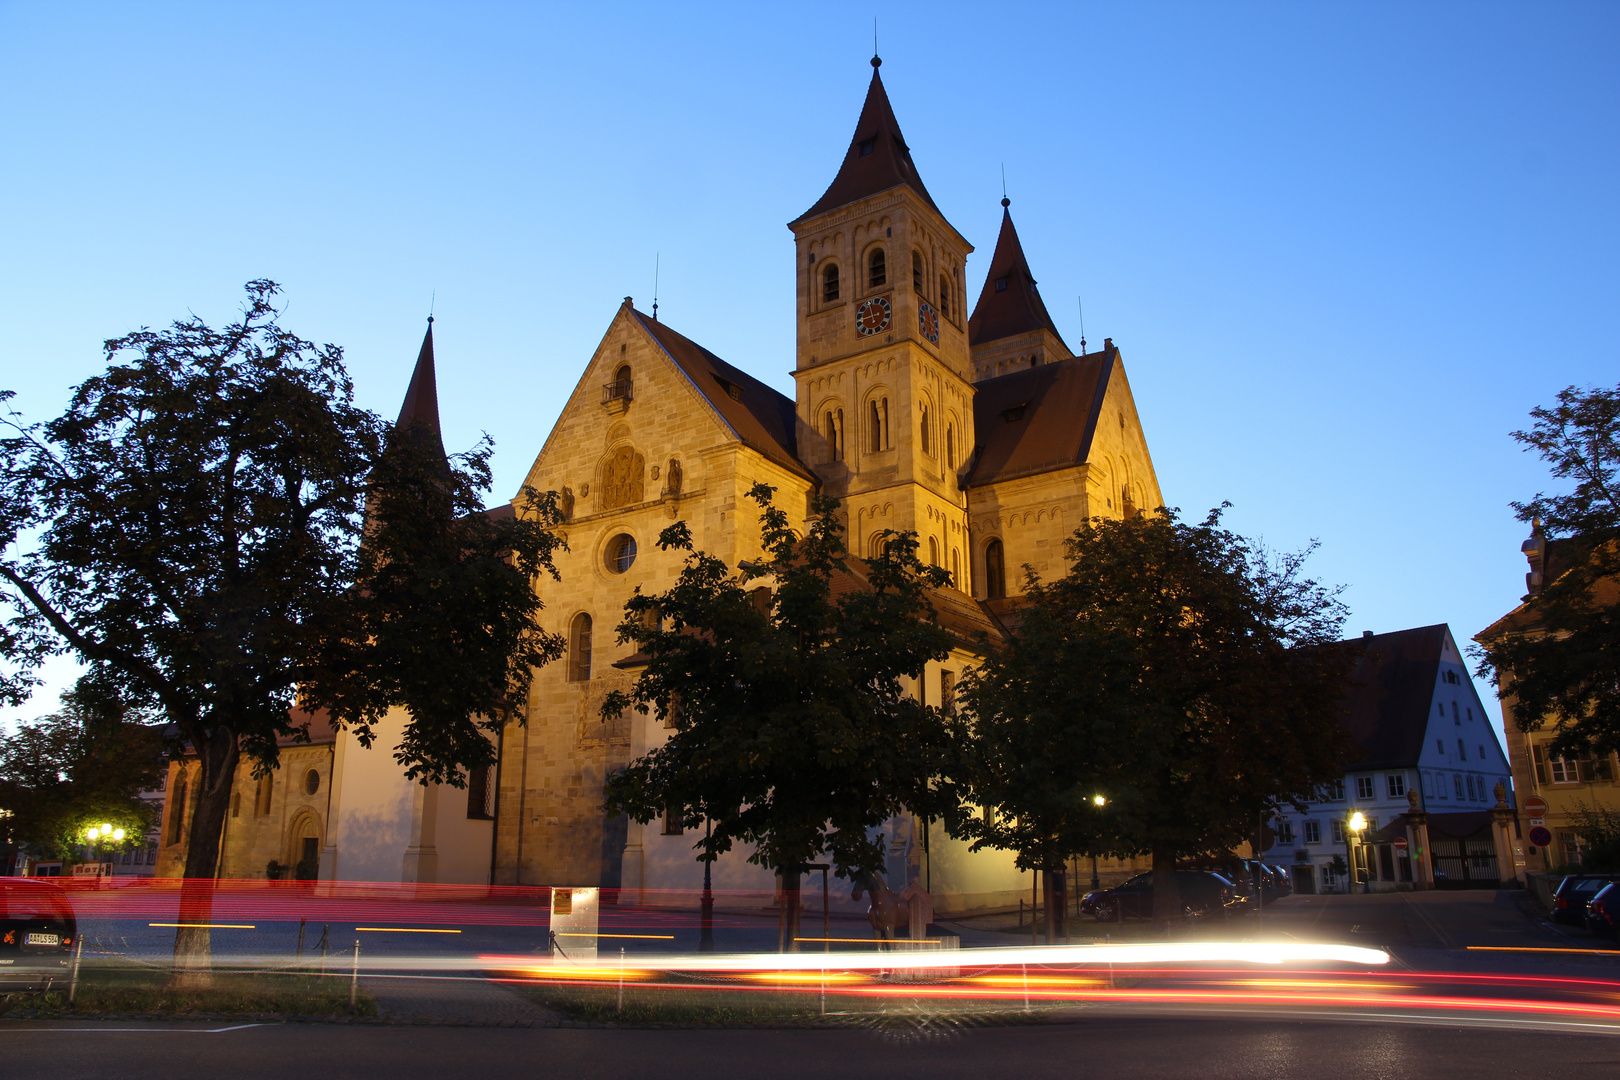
{"left": 792, "top": 57, "right": 941, "bottom": 223}
{"left": 968, "top": 201, "right": 1069, "bottom": 352}
{"left": 395, "top": 316, "right": 448, "bottom": 464}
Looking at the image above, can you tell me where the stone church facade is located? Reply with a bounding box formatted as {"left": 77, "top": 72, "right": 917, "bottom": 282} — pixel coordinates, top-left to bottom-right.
{"left": 491, "top": 59, "right": 1163, "bottom": 910}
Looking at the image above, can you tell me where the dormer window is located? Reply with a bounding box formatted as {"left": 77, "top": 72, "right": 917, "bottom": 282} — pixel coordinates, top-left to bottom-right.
{"left": 857, "top": 137, "right": 876, "bottom": 158}
{"left": 822, "top": 263, "right": 840, "bottom": 302}
{"left": 868, "top": 248, "right": 886, "bottom": 289}
{"left": 994, "top": 276, "right": 1009, "bottom": 293}
{"left": 1001, "top": 404, "right": 1026, "bottom": 423}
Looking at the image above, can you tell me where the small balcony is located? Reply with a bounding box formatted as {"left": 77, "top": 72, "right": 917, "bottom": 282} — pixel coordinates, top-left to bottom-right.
{"left": 602, "top": 378, "right": 633, "bottom": 414}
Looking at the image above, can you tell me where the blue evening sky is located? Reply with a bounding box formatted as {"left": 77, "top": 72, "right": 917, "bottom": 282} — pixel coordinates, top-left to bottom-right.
{"left": 2, "top": 2, "right": 1616, "bottom": 742}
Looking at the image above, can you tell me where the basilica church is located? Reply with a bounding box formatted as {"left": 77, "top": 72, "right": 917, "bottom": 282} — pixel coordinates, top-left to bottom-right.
{"left": 158, "top": 59, "right": 1163, "bottom": 911}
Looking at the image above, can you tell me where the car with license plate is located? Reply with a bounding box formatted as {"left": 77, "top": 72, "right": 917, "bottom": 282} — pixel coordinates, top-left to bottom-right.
{"left": 0, "top": 878, "right": 77, "bottom": 991}
{"left": 1552, "top": 874, "right": 1619, "bottom": 926}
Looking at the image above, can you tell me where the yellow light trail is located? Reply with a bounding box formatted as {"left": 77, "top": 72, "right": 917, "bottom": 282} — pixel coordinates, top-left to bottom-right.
{"left": 149, "top": 923, "right": 256, "bottom": 929}
{"left": 554, "top": 933, "right": 676, "bottom": 940}
{"left": 355, "top": 927, "right": 462, "bottom": 934}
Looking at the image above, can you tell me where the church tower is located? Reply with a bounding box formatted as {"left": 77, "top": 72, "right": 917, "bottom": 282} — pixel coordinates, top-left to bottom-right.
{"left": 790, "top": 58, "right": 976, "bottom": 585}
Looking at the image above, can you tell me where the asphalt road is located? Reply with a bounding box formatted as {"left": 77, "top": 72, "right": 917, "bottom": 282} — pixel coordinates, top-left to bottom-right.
{"left": 5, "top": 1015, "right": 1619, "bottom": 1079}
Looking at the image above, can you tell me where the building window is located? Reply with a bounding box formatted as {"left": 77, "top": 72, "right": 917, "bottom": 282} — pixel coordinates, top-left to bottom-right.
{"left": 1386, "top": 774, "right": 1405, "bottom": 798}
{"left": 1437, "top": 739, "right": 1444, "bottom": 754}
{"left": 167, "top": 779, "right": 188, "bottom": 846}
{"left": 1324, "top": 779, "right": 1346, "bottom": 801}
{"left": 868, "top": 248, "right": 886, "bottom": 289}
{"left": 467, "top": 764, "right": 496, "bottom": 820}
{"left": 662, "top": 805, "right": 684, "bottom": 836}
{"left": 940, "top": 669, "right": 956, "bottom": 717}
{"left": 1457, "top": 738, "right": 1466, "bottom": 758}
{"left": 304, "top": 769, "right": 320, "bottom": 796}
{"left": 919, "top": 401, "right": 932, "bottom": 456}
{"left": 939, "top": 274, "right": 951, "bottom": 318}
{"left": 951, "top": 548, "right": 961, "bottom": 590}
{"left": 984, "top": 539, "right": 1006, "bottom": 600}
{"left": 912, "top": 250, "right": 924, "bottom": 290}
{"left": 1303, "top": 820, "right": 1321, "bottom": 844}
{"left": 945, "top": 423, "right": 956, "bottom": 470}
{"left": 1477, "top": 744, "right": 1486, "bottom": 761}
{"left": 1453, "top": 774, "right": 1465, "bottom": 799}
{"left": 1276, "top": 819, "right": 1295, "bottom": 844}
{"left": 822, "top": 263, "right": 840, "bottom": 302}
{"left": 823, "top": 408, "right": 844, "bottom": 461}
{"left": 1355, "top": 776, "right": 1375, "bottom": 800}
{"left": 928, "top": 536, "right": 939, "bottom": 566}
{"left": 603, "top": 364, "right": 633, "bottom": 406}
{"left": 868, "top": 397, "right": 889, "bottom": 452}
{"left": 857, "top": 136, "right": 876, "bottom": 158}
{"left": 568, "top": 613, "right": 593, "bottom": 682}
{"left": 231, "top": 792, "right": 240, "bottom": 819}
{"left": 1331, "top": 819, "right": 1345, "bottom": 844}
{"left": 255, "top": 774, "right": 273, "bottom": 816}
{"left": 606, "top": 533, "right": 637, "bottom": 574}
{"left": 994, "top": 275, "right": 1009, "bottom": 293}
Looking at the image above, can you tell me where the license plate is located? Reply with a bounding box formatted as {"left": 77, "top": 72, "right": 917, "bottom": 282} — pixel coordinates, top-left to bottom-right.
{"left": 25, "top": 933, "right": 59, "bottom": 946}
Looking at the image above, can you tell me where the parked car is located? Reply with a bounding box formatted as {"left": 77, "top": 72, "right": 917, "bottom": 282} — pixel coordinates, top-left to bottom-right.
{"left": 1585, "top": 883, "right": 1620, "bottom": 943}
{"left": 1081, "top": 870, "right": 1239, "bottom": 921}
{"left": 1179, "top": 859, "right": 1280, "bottom": 905}
{"left": 1552, "top": 874, "right": 1620, "bottom": 926}
{"left": 1265, "top": 865, "right": 1294, "bottom": 899}
{"left": 0, "top": 878, "right": 77, "bottom": 991}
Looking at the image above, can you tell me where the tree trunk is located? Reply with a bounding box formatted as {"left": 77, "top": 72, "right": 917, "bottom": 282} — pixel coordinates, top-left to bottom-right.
{"left": 172, "top": 727, "right": 240, "bottom": 987}
{"left": 1150, "top": 850, "right": 1182, "bottom": 929}
{"left": 781, "top": 866, "right": 802, "bottom": 953}
{"left": 1043, "top": 863, "right": 1066, "bottom": 944}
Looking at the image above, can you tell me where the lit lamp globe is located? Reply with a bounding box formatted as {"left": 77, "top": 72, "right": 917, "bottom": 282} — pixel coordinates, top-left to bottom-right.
{"left": 1348, "top": 811, "right": 1366, "bottom": 833}
{"left": 99, "top": 823, "right": 113, "bottom": 836}
{"left": 1092, "top": 795, "right": 1107, "bottom": 807}
{"left": 112, "top": 828, "right": 125, "bottom": 841}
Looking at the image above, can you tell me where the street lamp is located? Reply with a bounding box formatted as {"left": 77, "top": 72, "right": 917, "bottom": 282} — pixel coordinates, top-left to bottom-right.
{"left": 1090, "top": 795, "right": 1107, "bottom": 891}
{"left": 1346, "top": 811, "right": 1367, "bottom": 894}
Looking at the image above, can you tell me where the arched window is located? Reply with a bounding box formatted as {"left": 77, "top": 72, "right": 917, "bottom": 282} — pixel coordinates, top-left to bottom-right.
{"left": 985, "top": 539, "right": 1006, "bottom": 600}
{"left": 945, "top": 423, "right": 956, "bottom": 470}
{"left": 823, "top": 408, "right": 843, "bottom": 461}
{"left": 868, "top": 247, "right": 886, "bottom": 289}
{"left": 868, "top": 397, "right": 889, "bottom": 453}
{"left": 912, "top": 250, "right": 924, "bottom": 290}
{"left": 614, "top": 364, "right": 633, "bottom": 398}
{"left": 167, "top": 777, "right": 188, "bottom": 846}
{"left": 568, "top": 613, "right": 593, "bottom": 682}
{"left": 928, "top": 536, "right": 940, "bottom": 567}
{"left": 919, "top": 401, "right": 932, "bottom": 457}
{"left": 822, "top": 263, "right": 840, "bottom": 302}
{"left": 939, "top": 274, "right": 951, "bottom": 318}
{"left": 951, "top": 548, "right": 961, "bottom": 589}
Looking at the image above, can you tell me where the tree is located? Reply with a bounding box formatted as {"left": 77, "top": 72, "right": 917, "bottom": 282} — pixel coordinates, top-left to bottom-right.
{"left": 954, "top": 508, "right": 1354, "bottom": 924}
{"left": 0, "top": 669, "right": 164, "bottom": 860}
{"left": 600, "top": 484, "right": 955, "bottom": 949}
{"left": 0, "top": 282, "right": 564, "bottom": 981}
{"left": 1476, "top": 383, "right": 1620, "bottom": 757}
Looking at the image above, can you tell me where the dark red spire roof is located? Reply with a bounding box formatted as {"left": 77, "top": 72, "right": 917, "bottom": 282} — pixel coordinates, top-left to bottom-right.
{"left": 395, "top": 319, "right": 447, "bottom": 463}
{"left": 968, "top": 206, "right": 1069, "bottom": 350}
{"left": 793, "top": 60, "right": 941, "bottom": 224}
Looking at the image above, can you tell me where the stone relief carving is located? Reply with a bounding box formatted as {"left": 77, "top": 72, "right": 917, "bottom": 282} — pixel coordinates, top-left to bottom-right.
{"left": 559, "top": 485, "right": 575, "bottom": 521}
{"left": 600, "top": 446, "right": 646, "bottom": 510}
{"left": 666, "top": 457, "right": 683, "bottom": 496}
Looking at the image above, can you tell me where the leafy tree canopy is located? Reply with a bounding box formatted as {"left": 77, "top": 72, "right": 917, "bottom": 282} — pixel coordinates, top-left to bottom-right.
{"left": 1477, "top": 383, "right": 1620, "bottom": 756}
{"left": 601, "top": 485, "right": 955, "bottom": 896}
{"left": 953, "top": 507, "right": 1355, "bottom": 920}
{"left": 0, "top": 668, "right": 164, "bottom": 859}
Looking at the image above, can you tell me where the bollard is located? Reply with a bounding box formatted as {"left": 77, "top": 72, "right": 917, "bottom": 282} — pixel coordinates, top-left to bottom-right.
{"left": 67, "top": 936, "right": 84, "bottom": 1004}
{"left": 296, "top": 917, "right": 307, "bottom": 961}
{"left": 349, "top": 940, "right": 360, "bottom": 1012}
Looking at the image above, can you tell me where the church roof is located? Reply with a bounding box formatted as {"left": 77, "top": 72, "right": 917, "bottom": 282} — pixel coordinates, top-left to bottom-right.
{"left": 968, "top": 206, "right": 1069, "bottom": 349}
{"left": 1333, "top": 624, "right": 1448, "bottom": 770}
{"left": 395, "top": 321, "right": 448, "bottom": 464}
{"left": 631, "top": 309, "right": 813, "bottom": 481}
{"left": 965, "top": 346, "right": 1116, "bottom": 487}
{"left": 793, "top": 61, "right": 942, "bottom": 224}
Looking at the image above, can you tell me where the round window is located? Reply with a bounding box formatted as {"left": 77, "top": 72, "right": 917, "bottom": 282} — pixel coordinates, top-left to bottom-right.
{"left": 606, "top": 533, "right": 637, "bottom": 574}
{"left": 304, "top": 769, "right": 320, "bottom": 796}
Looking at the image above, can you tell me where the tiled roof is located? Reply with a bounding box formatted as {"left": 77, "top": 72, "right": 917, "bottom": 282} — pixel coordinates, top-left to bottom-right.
{"left": 1334, "top": 625, "right": 1447, "bottom": 769}
{"left": 968, "top": 207, "right": 1069, "bottom": 350}
{"left": 965, "top": 347, "right": 1116, "bottom": 487}
{"left": 632, "top": 309, "right": 813, "bottom": 481}
{"left": 793, "top": 62, "right": 941, "bottom": 224}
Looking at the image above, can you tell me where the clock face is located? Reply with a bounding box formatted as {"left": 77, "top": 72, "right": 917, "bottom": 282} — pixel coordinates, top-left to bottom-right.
{"left": 918, "top": 300, "right": 940, "bottom": 344}
{"left": 856, "top": 295, "right": 893, "bottom": 336}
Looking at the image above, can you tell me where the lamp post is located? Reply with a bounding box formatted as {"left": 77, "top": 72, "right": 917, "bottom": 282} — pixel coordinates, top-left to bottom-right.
{"left": 1346, "top": 811, "right": 1367, "bottom": 894}
{"left": 699, "top": 817, "right": 715, "bottom": 952}
{"left": 1090, "top": 794, "right": 1106, "bottom": 891}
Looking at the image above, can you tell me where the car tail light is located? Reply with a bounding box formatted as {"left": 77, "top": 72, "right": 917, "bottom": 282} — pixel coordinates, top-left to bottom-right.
{"left": 1556, "top": 897, "right": 1568, "bottom": 909}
